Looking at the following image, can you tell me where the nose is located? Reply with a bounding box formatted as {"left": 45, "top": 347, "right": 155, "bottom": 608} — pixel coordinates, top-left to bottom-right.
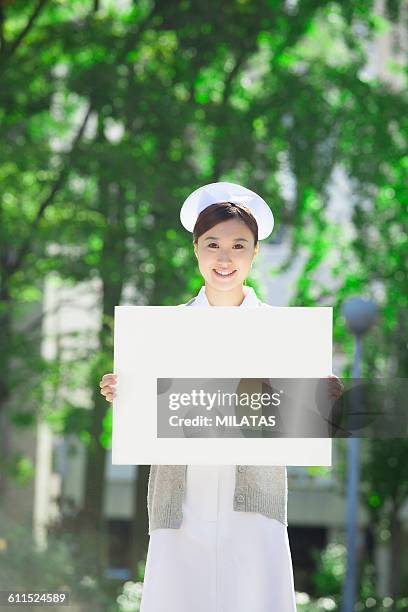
{"left": 216, "top": 249, "right": 232, "bottom": 264}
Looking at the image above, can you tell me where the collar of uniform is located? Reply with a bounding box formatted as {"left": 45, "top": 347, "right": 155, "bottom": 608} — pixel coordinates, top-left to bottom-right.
{"left": 192, "top": 285, "right": 260, "bottom": 308}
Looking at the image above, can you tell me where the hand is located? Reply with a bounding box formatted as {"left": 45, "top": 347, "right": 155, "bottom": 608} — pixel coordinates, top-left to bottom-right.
{"left": 99, "top": 373, "right": 117, "bottom": 403}
{"left": 327, "top": 374, "right": 344, "bottom": 401}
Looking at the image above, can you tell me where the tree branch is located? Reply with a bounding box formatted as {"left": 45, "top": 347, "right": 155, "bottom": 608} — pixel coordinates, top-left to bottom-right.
{"left": 116, "top": 2, "right": 157, "bottom": 66}
{"left": 0, "top": 0, "right": 49, "bottom": 64}
{"left": 3, "top": 2, "right": 156, "bottom": 280}
{"left": 211, "top": 45, "right": 254, "bottom": 182}
{"left": 8, "top": 104, "right": 93, "bottom": 278}
{"left": 0, "top": 1, "right": 5, "bottom": 53}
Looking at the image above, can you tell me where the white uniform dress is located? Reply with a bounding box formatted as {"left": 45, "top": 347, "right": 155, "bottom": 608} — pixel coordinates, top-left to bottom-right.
{"left": 140, "top": 287, "right": 297, "bottom": 612}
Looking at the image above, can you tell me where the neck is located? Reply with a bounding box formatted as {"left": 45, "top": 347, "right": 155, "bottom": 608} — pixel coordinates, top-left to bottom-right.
{"left": 204, "top": 283, "right": 248, "bottom": 306}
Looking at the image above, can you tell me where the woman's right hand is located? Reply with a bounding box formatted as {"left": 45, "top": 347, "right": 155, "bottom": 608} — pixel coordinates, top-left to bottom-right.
{"left": 99, "top": 373, "right": 117, "bottom": 402}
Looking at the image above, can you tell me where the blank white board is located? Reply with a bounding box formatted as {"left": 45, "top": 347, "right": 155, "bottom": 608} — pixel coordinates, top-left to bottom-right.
{"left": 112, "top": 306, "right": 332, "bottom": 466}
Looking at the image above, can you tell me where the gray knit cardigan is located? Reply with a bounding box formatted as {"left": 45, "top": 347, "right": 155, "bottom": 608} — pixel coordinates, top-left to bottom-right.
{"left": 147, "top": 294, "right": 288, "bottom": 535}
{"left": 147, "top": 464, "right": 287, "bottom": 534}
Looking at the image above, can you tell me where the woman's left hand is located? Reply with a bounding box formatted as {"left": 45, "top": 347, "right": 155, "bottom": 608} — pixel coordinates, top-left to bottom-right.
{"left": 327, "top": 374, "right": 344, "bottom": 401}
{"left": 261, "top": 376, "right": 344, "bottom": 401}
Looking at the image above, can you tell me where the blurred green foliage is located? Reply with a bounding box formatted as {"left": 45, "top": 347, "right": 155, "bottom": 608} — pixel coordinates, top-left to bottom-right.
{"left": 0, "top": 514, "right": 117, "bottom": 611}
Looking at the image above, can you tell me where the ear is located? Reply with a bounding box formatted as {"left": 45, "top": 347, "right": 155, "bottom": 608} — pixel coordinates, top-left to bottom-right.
{"left": 193, "top": 241, "right": 198, "bottom": 259}
{"left": 253, "top": 242, "right": 259, "bottom": 258}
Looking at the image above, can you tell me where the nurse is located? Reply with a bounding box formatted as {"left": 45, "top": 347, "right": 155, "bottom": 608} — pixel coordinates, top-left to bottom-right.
{"left": 99, "top": 182, "right": 343, "bottom": 612}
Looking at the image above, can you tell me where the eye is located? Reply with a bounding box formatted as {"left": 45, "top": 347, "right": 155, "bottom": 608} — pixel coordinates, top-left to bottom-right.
{"left": 233, "top": 244, "right": 244, "bottom": 249}
{"left": 208, "top": 243, "right": 218, "bottom": 248}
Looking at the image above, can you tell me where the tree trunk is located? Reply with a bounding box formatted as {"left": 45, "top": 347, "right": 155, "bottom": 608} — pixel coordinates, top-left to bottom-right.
{"left": 389, "top": 506, "right": 402, "bottom": 599}
{"left": 81, "top": 274, "right": 124, "bottom": 577}
{"left": 0, "top": 280, "right": 12, "bottom": 509}
{"left": 130, "top": 465, "right": 150, "bottom": 579}
{"left": 81, "top": 144, "right": 127, "bottom": 574}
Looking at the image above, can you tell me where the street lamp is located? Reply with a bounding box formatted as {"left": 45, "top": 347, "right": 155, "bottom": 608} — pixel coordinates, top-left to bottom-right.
{"left": 341, "top": 296, "right": 378, "bottom": 612}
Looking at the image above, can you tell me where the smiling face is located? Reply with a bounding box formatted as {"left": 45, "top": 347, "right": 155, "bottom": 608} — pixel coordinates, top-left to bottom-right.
{"left": 193, "top": 218, "right": 259, "bottom": 292}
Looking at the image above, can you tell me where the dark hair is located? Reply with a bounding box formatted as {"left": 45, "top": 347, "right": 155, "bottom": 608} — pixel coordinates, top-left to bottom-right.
{"left": 193, "top": 202, "right": 258, "bottom": 245}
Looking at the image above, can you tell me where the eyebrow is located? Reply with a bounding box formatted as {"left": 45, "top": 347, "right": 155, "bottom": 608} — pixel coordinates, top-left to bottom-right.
{"left": 204, "top": 236, "right": 249, "bottom": 242}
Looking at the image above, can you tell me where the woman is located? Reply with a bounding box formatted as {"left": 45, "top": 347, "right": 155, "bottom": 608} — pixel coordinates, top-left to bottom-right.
{"left": 100, "top": 182, "right": 343, "bottom": 612}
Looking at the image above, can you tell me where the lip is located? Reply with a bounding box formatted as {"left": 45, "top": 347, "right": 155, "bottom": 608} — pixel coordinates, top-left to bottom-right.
{"left": 213, "top": 269, "right": 237, "bottom": 279}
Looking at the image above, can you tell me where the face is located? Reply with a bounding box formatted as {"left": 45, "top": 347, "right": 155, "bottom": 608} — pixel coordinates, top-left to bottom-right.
{"left": 193, "top": 218, "right": 259, "bottom": 291}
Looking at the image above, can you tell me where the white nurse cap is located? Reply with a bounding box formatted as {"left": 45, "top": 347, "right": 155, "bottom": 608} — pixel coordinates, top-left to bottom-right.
{"left": 180, "top": 181, "right": 274, "bottom": 240}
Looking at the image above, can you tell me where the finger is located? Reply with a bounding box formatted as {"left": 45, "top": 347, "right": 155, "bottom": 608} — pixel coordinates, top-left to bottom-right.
{"left": 100, "top": 386, "right": 114, "bottom": 397}
{"left": 328, "top": 378, "right": 342, "bottom": 388}
{"left": 100, "top": 385, "right": 116, "bottom": 396}
{"left": 100, "top": 382, "right": 116, "bottom": 392}
{"left": 106, "top": 393, "right": 114, "bottom": 402}
{"left": 100, "top": 378, "right": 116, "bottom": 389}
{"left": 328, "top": 375, "right": 344, "bottom": 388}
{"left": 328, "top": 382, "right": 341, "bottom": 391}
{"left": 101, "top": 374, "right": 117, "bottom": 385}
{"left": 101, "top": 384, "right": 115, "bottom": 393}
{"left": 100, "top": 377, "right": 116, "bottom": 387}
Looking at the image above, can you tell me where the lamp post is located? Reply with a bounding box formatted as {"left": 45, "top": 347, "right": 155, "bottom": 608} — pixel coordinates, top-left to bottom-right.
{"left": 341, "top": 296, "right": 378, "bottom": 612}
